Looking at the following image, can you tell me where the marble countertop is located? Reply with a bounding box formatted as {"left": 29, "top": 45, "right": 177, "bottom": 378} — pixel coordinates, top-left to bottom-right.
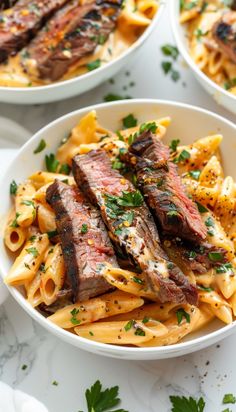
{"left": 1, "top": 2, "right": 236, "bottom": 411}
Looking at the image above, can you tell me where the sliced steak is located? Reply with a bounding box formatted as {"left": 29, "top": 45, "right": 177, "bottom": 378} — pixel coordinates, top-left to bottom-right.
{"left": 0, "top": 0, "right": 69, "bottom": 63}
{"left": 46, "top": 180, "right": 116, "bottom": 302}
{"left": 163, "top": 238, "right": 228, "bottom": 275}
{"left": 72, "top": 150, "right": 198, "bottom": 305}
{"left": 22, "top": 0, "right": 122, "bottom": 81}
{"left": 128, "top": 131, "right": 207, "bottom": 243}
{"left": 0, "top": 0, "right": 18, "bottom": 10}
{"left": 212, "top": 11, "right": 236, "bottom": 64}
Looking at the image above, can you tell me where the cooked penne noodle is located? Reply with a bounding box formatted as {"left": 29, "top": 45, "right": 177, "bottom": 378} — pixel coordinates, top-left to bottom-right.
{"left": 48, "top": 291, "right": 144, "bottom": 329}
{"left": 15, "top": 182, "right": 36, "bottom": 227}
{"left": 37, "top": 203, "right": 56, "bottom": 234}
{"left": 40, "top": 244, "right": 65, "bottom": 306}
{"left": 25, "top": 272, "right": 43, "bottom": 308}
{"left": 199, "top": 156, "right": 223, "bottom": 188}
{"left": 75, "top": 319, "right": 168, "bottom": 345}
{"left": 29, "top": 171, "right": 75, "bottom": 189}
{"left": 5, "top": 233, "right": 49, "bottom": 286}
{"left": 4, "top": 210, "right": 27, "bottom": 252}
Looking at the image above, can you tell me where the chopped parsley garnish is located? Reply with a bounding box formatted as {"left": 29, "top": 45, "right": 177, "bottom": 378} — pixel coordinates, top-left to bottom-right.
{"left": 205, "top": 216, "right": 214, "bottom": 227}
{"left": 174, "top": 149, "right": 190, "bottom": 163}
{"left": 84, "top": 380, "right": 128, "bottom": 412}
{"left": 208, "top": 252, "right": 224, "bottom": 262}
{"left": 97, "top": 34, "right": 106, "bottom": 45}
{"left": 207, "top": 229, "right": 214, "bottom": 237}
{"left": 142, "top": 316, "right": 150, "bottom": 324}
{"left": 122, "top": 114, "right": 138, "bottom": 129}
{"left": 196, "top": 202, "right": 208, "bottom": 213}
{"left": 59, "top": 163, "right": 71, "bottom": 175}
{"left": 132, "top": 276, "right": 144, "bottom": 285}
{"left": 89, "top": 331, "right": 94, "bottom": 336}
{"left": 169, "top": 139, "right": 180, "bottom": 153}
{"left": 189, "top": 170, "right": 201, "bottom": 180}
{"left": 70, "top": 308, "right": 81, "bottom": 325}
{"left": 47, "top": 230, "right": 58, "bottom": 239}
{"left": 176, "top": 308, "right": 190, "bottom": 325}
{"left": 10, "top": 180, "right": 18, "bottom": 195}
{"left": 112, "top": 159, "right": 126, "bottom": 170}
{"left": 45, "top": 153, "right": 59, "bottom": 173}
{"left": 21, "top": 200, "right": 35, "bottom": 207}
{"left": 224, "top": 78, "right": 236, "bottom": 91}
{"left": 10, "top": 212, "right": 20, "bottom": 228}
{"left": 25, "top": 247, "right": 39, "bottom": 258}
{"left": 170, "top": 395, "right": 205, "bottom": 412}
{"left": 124, "top": 319, "right": 135, "bottom": 331}
{"left": 29, "top": 235, "right": 36, "bottom": 242}
{"left": 87, "top": 59, "right": 101, "bottom": 71}
{"left": 187, "top": 250, "right": 197, "bottom": 259}
{"left": 134, "top": 327, "right": 145, "bottom": 336}
{"left": 81, "top": 224, "right": 88, "bottom": 234}
{"left": 139, "top": 122, "right": 158, "bottom": 134}
{"left": 216, "top": 263, "right": 233, "bottom": 274}
{"left": 171, "top": 70, "right": 180, "bottom": 82}
{"left": 21, "top": 364, "right": 27, "bottom": 370}
{"left": 52, "top": 381, "right": 58, "bottom": 386}
{"left": 24, "top": 263, "right": 30, "bottom": 270}
{"left": 103, "top": 93, "right": 131, "bottom": 102}
{"left": 33, "top": 139, "right": 46, "bottom": 154}
{"left": 116, "top": 191, "right": 143, "bottom": 207}
{"left": 223, "top": 394, "right": 236, "bottom": 404}
{"left": 198, "top": 285, "right": 213, "bottom": 292}
{"left": 161, "top": 44, "right": 179, "bottom": 60}
{"left": 195, "top": 28, "right": 209, "bottom": 41}
{"left": 162, "top": 61, "right": 172, "bottom": 74}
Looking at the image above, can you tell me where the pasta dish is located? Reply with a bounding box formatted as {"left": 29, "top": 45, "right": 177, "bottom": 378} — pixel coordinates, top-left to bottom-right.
{"left": 180, "top": 0, "right": 236, "bottom": 95}
{"left": 4, "top": 110, "right": 236, "bottom": 347}
{"left": 0, "top": 0, "right": 158, "bottom": 88}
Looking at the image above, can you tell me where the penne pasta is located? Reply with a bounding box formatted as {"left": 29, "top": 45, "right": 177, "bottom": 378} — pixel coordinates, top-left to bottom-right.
{"left": 40, "top": 244, "right": 65, "bottom": 306}
{"left": 5, "top": 233, "right": 49, "bottom": 286}
{"left": 48, "top": 291, "right": 144, "bottom": 329}
{"left": 4, "top": 210, "right": 27, "bottom": 252}
{"left": 25, "top": 272, "right": 43, "bottom": 308}
{"left": 15, "top": 182, "right": 36, "bottom": 227}
{"left": 29, "top": 171, "right": 75, "bottom": 189}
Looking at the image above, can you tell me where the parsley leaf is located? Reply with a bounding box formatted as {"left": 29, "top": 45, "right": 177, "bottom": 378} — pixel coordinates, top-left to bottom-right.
{"left": 223, "top": 394, "right": 236, "bottom": 404}
{"left": 174, "top": 149, "right": 190, "bottom": 163}
{"left": 169, "top": 139, "right": 180, "bottom": 153}
{"left": 139, "top": 122, "right": 158, "bottom": 134}
{"left": 25, "top": 247, "right": 39, "bottom": 258}
{"left": 176, "top": 308, "right": 190, "bottom": 325}
{"left": 162, "top": 61, "right": 172, "bottom": 74}
{"left": 59, "top": 163, "right": 71, "bottom": 175}
{"left": 161, "top": 44, "right": 179, "bottom": 60}
{"left": 45, "top": 153, "right": 59, "bottom": 173}
{"left": 196, "top": 202, "right": 208, "bottom": 213}
{"left": 198, "top": 285, "right": 214, "bottom": 292}
{"left": 208, "top": 252, "right": 224, "bottom": 262}
{"left": 116, "top": 191, "right": 143, "bottom": 207}
{"left": 122, "top": 114, "right": 137, "bottom": 129}
{"left": 70, "top": 308, "right": 81, "bottom": 325}
{"left": 87, "top": 59, "right": 101, "bottom": 71}
{"left": 216, "top": 263, "right": 233, "bottom": 274}
{"left": 132, "top": 276, "right": 144, "bottom": 285}
{"left": 34, "top": 139, "right": 46, "bottom": 154}
{"left": 189, "top": 170, "right": 201, "bottom": 180}
{"left": 81, "top": 224, "right": 88, "bottom": 234}
{"left": 47, "top": 230, "right": 58, "bottom": 239}
{"left": 10, "top": 212, "right": 20, "bottom": 228}
{"left": 170, "top": 395, "right": 205, "bottom": 412}
{"left": 103, "top": 93, "right": 132, "bottom": 102}
{"left": 85, "top": 380, "right": 128, "bottom": 412}
{"left": 10, "top": 180, "right": 18, "bottom": 195}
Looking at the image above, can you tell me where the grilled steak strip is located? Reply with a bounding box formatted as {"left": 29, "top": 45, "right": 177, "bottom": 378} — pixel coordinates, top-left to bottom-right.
{"left": 128, "top": 131, "right": 207, "bottom": 243}
{"left": 0, "top": 0, "right": 18, "bottom": 10}
{"left": 72, "top": 150, "right": 198, "bottom": 305}
{"left": 163, "top": 238, "right": 227, "bottom": 275}
{"left": 213, "top": 11, "right": 236, "bottom": 64}
{"left": 46, "top": 180, "right": 116, "bottom": 302}
{"left": 22, "top": 0, "right": 122, "bottom": 81}
{"left": 0, "top": 0, "right": 70, "bottom": 63}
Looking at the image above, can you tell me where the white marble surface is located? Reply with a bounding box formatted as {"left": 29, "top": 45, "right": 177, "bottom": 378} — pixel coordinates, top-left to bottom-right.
{"left": 0, "top": 2, "right": 236, "bottom": 412}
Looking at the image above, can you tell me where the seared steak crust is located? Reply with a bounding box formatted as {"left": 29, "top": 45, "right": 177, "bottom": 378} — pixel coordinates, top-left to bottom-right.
{"left": 46, "top": 180, "right": 116, "bottom": 302}
{"left": 23, "top": 0, "right": 122, "bottom": 81}
{"left": 0, "top": 0, "right": 69, "bottom": 63}
{"left": 213, "top": 11, "right": 236, "bottom": 64}
{"left": 129, "top": 131, "right": 207, "bottom": 243}
{"left": 72, "top": 150, "right": 198, "bottom": 305}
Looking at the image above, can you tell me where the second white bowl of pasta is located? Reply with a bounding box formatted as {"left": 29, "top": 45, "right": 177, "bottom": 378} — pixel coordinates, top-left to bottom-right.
{"left": 170, "top": 0, "right": 236, "bottom": 115}
{"left": 0, "top": 99, "right": 236, "bottom": 360}
{"left": 0, "top": 0, "right": 164, "bottom": 104}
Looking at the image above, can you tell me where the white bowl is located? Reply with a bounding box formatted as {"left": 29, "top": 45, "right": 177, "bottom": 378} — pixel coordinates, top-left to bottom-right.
{"left": 0, "top": 99, "right": 236, "bottom": 360}
{"left": 0, "top": 3, "right": 165, "bottom": 105}
{"left": 170, "top": 0, "right": 236, "bottom": 115}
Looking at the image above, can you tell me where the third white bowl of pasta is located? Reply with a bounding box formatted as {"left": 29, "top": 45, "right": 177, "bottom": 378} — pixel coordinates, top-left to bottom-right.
{"left": 170, "top": 0, "right": 236, "bottom": 115}
{"left": 0, "top": 99, "right": 236, "bottom": 360}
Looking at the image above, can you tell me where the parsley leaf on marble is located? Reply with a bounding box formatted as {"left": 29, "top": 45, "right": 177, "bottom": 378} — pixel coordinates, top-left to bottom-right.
{"left": 170, "top": 395, "right": 205, "bottom": 412}
{"left": 85, "top": 380, "right": 128, "bottom": 412}
{"left": 223, "top": 394, "right": 236, "bottom": 404}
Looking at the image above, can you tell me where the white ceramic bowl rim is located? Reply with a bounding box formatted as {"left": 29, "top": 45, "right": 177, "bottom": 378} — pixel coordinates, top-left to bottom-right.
{"left": 0, "top": 2, "right": 165, "bottom": 93}
{"left": 1, "top": 98, "right": 236, "bottom": 356}
{"left": 170, "top": 0, "right": 236, "bottom": 102}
